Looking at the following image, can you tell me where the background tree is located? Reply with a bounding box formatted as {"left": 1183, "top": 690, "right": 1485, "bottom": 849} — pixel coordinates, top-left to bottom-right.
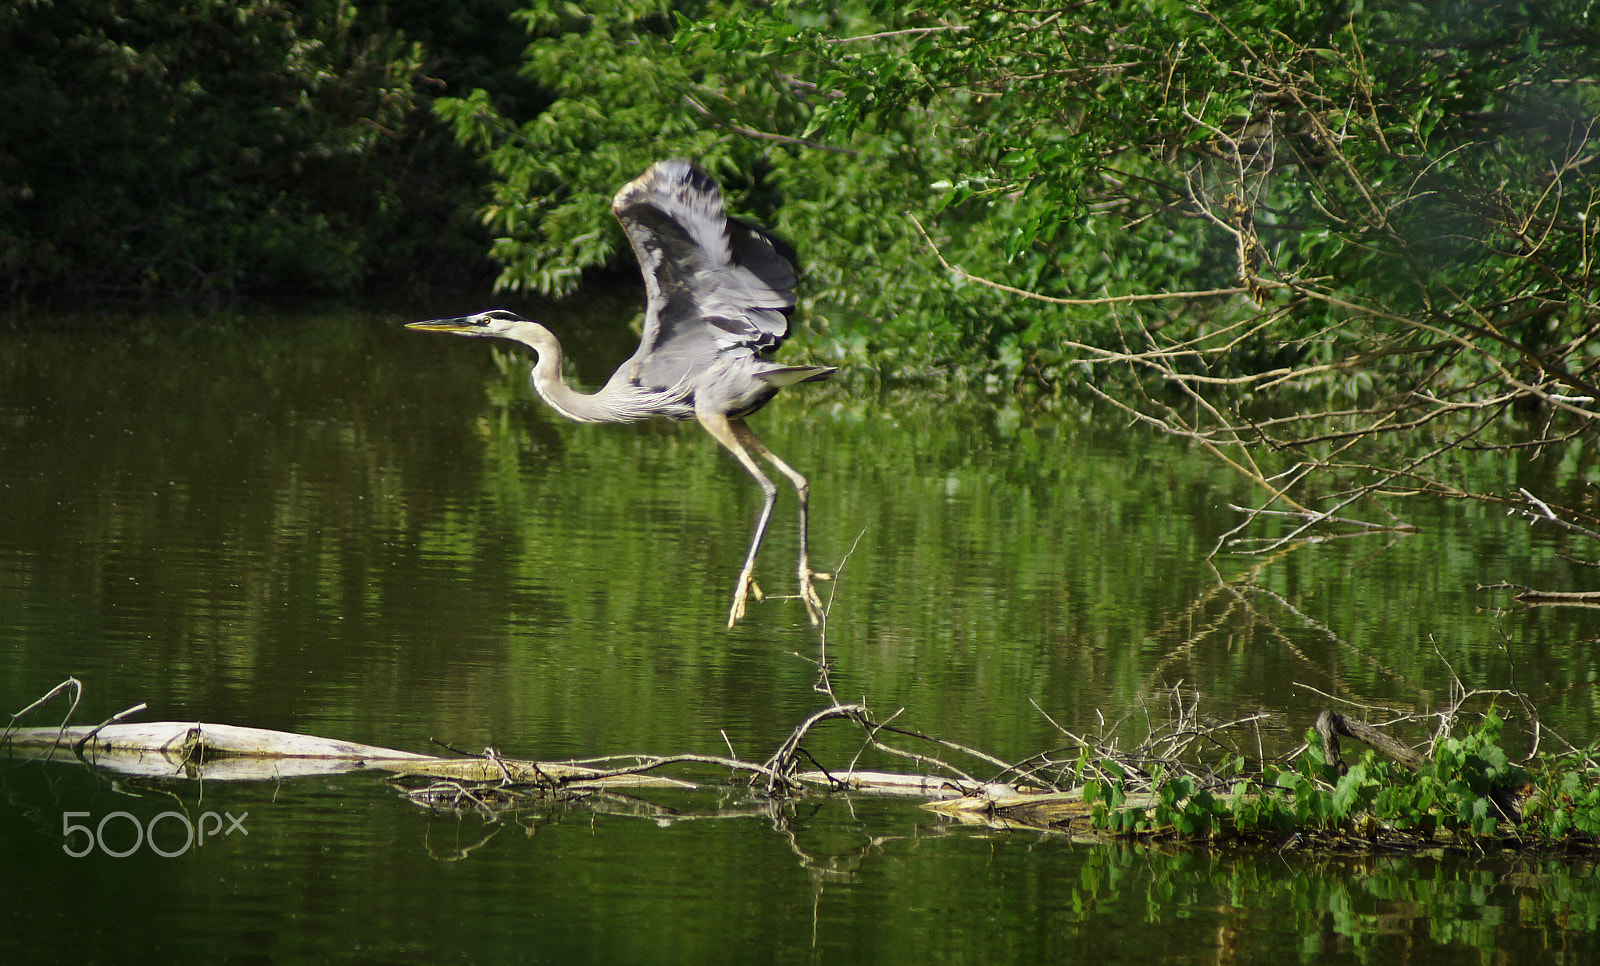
{"left": 820, "top": 0, "right": 1600, "bottom": 554}
{"left": 434, "top": 0, "right": 1599, "bottom": 568}
{"left": 429, "top": 0, "right": 987, "bottom": 372}
{"left": 0, "top": 0, "right": 537, "bottom": 302}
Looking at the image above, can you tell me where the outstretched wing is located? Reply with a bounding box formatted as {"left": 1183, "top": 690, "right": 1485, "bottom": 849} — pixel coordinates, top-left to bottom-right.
{"left": 612, "top": 160, "right": 799, "bottom": 390}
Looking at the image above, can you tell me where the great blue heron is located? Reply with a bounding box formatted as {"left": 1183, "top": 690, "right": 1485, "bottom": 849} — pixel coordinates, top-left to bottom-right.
{"left": 408, "top": 160, "right": 835, "bottom": 628}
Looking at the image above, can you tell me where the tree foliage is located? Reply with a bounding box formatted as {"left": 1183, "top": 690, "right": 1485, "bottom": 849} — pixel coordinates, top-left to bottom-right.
{"left": 0, "top": 0, "right": 536, "bottom": 302}
{"left": 427, "top": 0, "right": 1600, "bottom": 555}
{"left": 430, "top": 1, "right": 987, "bottom": 369}
{"left": 9, "top": 0, "right": 1598, "bottom": 523}
{"left": 431, "top": 2, "right": 1597, "bottom": 367}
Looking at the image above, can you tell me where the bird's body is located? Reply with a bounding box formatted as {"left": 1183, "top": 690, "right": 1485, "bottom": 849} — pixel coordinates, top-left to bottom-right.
{"left": 409, "top": 160, "right": 835, "bottom": 627}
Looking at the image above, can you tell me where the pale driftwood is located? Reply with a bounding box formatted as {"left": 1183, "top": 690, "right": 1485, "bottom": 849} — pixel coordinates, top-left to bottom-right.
{"left": 6, "top": 721, "right": 429, "bottom": 760}
{"left": 928, "top": 788, "right": 1168, "bottom": 836}
{"left": 384, "top": 757, "right": 695, "bottom": 789}
{"left": 3, "top": 722, "right": 433, "bottom": 780}
{"left": 1515, "top": 589, "right": 1600, "bottom": 608}
{"left": 1479, "top": 582, "right": 1600, "bottom": 608}
{"left": 1, "top": 723, "right": 694, "bottom": 788}
{"left": 794, "top": 769, "right": 986, "bottom": 798}
{"left": 812, "top": 770, "right": 1118, "bottom": 831}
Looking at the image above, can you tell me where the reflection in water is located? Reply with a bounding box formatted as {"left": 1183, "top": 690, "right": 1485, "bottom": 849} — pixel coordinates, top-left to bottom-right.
{"left": 1, "top": 760, "right": 1595, "bottom": 964}
{"left": 1, "top": 309, "right": 1597, "bottom": 963}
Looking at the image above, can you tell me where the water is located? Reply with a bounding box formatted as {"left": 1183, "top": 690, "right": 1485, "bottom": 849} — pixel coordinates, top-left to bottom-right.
{"left": 2, "top": 307, "right": 1597, "bottom": 963}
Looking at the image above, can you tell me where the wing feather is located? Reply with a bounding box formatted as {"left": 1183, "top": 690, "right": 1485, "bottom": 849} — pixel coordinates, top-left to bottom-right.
{"left": 612, "top": 160, "right": 799, "bottom": 390}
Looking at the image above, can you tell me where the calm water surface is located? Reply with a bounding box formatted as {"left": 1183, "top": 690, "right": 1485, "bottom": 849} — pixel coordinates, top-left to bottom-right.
{"left": 2, "top": 307, "right": 1597, "bottom": 963}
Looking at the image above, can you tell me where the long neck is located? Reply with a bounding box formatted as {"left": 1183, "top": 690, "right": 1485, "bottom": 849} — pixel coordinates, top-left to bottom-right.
{"left": 520, "top": 323, "right": 632, "bottom": 423}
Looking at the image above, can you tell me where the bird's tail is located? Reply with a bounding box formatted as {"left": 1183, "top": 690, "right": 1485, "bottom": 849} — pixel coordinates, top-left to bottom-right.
{"left": 759, "top": 365, "right": 837, "bottom": 389}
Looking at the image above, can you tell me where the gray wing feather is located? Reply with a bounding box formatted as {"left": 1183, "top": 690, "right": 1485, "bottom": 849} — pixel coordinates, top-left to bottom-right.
{"left": 612, "top": 160, "right": 798, "bottom": 390}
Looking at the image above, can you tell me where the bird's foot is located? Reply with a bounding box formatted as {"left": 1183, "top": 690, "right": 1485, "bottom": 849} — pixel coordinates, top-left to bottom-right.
{"left": 798, "top": 569, "right": 826, "bottom": 626}
{"left": 729, "top": 570, "right": 824, "bottom": 628}
{"left": 727, "top": 574, "right": 763, "bottom": 628}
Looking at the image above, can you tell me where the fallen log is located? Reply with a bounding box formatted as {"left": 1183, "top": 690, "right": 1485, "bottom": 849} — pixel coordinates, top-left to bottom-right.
{"left": 1, "top": 722, "right": 693, "bottom": 788}
{"left": 793, "top": 769, "right": 986, "bottom": 798}
{"left": 926, "top": 788, "right": 1134, "bottom": 833}
{"left": 1515, "top": 589, "right": 1600, "bottom": 608}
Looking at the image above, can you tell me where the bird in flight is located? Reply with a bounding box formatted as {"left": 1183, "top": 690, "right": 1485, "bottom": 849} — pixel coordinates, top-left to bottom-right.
{"left": 409, "top": 160, "right": 835, "bottom": 627}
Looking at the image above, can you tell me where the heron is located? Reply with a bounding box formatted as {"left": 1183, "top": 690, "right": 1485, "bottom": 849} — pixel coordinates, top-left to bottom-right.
{"left": 408, "top": 159, "right": 835, "bottom": 628}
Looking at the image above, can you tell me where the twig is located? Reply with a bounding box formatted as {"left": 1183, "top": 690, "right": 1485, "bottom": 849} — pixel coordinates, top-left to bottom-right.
{"left": 829, "top": 25, "right": 967, "bottom": 44}
{"left": 572, "top": 753, "right": 784, "bottom": 786}
{"left": 763, "top": 704, "right": 871, "bottom": 795}
{"left": 6, "top": 677, "right": 84, "bottom": 762}
{"left": 1224, "top": 504, "right": 1419, "bottom": 534}
{"left": 72, "top": 703, "right": 149, "bottom": 760}
{"left": 909, "top": 213, "right": 1248, "bottom": 306}
{"left": 1517, "top": 487, "right": 1600, "bottom": 541}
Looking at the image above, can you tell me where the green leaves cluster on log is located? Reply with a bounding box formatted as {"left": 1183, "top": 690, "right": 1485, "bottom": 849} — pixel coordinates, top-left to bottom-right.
{"left": 1086, "top": 712, "right": 1600, "bottom": 847}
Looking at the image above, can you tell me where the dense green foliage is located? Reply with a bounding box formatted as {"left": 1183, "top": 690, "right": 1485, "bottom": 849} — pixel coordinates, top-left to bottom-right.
{"left": 1086, "top": 711, "right": 1600, "bottom": 848}
{"left": 430, "top": 1, "right": 969, "bottom": 369}
{"left": 419, "top": 0, "right": 1599, "bottom": 547}
{"left": 1, "top": 0, "right": 537, "bottom": 301}
{"left": 427, "top": 0, "right": 1600, "bottom": 382}
{"left": 10, "top": 0, "right": 1596, "bottom": 388}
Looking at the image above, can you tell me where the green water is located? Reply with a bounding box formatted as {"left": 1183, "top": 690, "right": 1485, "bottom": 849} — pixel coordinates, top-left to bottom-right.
{"left": 1, "top": 307, "right": 1596, "bottom": 963}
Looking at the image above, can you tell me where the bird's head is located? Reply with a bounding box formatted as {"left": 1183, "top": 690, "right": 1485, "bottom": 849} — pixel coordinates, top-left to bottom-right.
{"left": 406, "top": 309, "right": 536, "bottom": 339}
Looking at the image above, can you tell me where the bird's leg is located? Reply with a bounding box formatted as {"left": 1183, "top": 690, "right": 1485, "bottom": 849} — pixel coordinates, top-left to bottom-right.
{"left": 697, "top": 412, "right": 780, "bottom": 628}
{"left": 727, "top": 419, "right": 826, "bottom": 627}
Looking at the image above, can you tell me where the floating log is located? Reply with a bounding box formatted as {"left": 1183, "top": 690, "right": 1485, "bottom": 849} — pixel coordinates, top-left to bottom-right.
{"left": 1, "top": 722, "right": 693, "bottom": 787}
{"left": 3, "top": 722, "right": 429, "bottom": 779}
{"left": 926, "top": 787, "right": 1162, "bottom": 833}
{"left": 382, "top": 757, "right": 695, "bottom": 788}
{"left": 794, "top": 769, "right": 985, "bottom": 798}
{"left": 1515, "top": 589, "right": 1600, "bottom": 608}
